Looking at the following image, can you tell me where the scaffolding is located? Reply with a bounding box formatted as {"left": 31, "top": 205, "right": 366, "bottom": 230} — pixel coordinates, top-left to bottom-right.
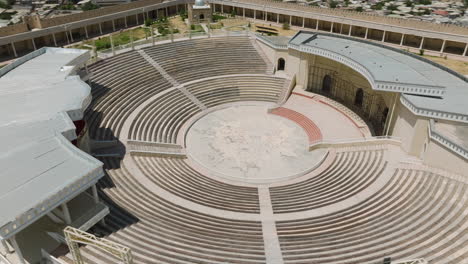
{"left": 64, "top": 226, "right": 133, "bottom": 264}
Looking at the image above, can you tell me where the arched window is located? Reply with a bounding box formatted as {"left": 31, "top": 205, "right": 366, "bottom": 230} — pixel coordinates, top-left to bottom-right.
{"left": 322, "top": 75, "right": 332, "bottom": 94}
{"left": 277, "top": 58, "right": 285, "bottom": 71}
{"left": 354, "top": 88, "right": 364, "bottom": 107}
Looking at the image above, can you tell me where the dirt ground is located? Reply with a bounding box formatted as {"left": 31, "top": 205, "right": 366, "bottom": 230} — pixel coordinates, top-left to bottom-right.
{"left": 251, "top": 22, "right": 298, "bottom": 36}
{"left": 423, "top": 55, "right": 468, "bottom": 75}
{"left": 169, "top": 16, "right": 189, "bottom": 33}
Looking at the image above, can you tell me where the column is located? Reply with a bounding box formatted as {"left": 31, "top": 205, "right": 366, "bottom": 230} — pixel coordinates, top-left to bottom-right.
{"left": 130, "top": 30, "right": 134, "bottom": 50}
{"left": 92, "top": 185, "right": 99, "bottom": 204}
{"left": 52, "top": 33, "right": 57, "bottom": 46}
{"left": 330, "top": 22, "right": 334, "bottom": 33}
{"left": 316, "top": 20, "right": 319, "bottom": 30}
{"left": 9, "top": 236, "right": 25, "bottom": 264}
{"left": 348, "top": 25, "right": 352, "bottom": 36}
{"left": 340, "top": 23, "right": 343, "bottom": 34}
{"left": 99, "top": 23, "right": 103, "bottom": 35}
{"left": 302, "top": 17, "right": 305, "bottom": 28}
{"left": 289, "top": 15, "right": 292, "bottom": 26}
{"left": 265, "top": 11, "right": 267, "bottom": 22}
{"left": 69, "top": 30, "right": 74, "bottom": 42}
{"left": 243, "top": 8, "right": 245, "bottom": 18}
{"left": 277, "top": 14, "right": 279, "bottom": 24}
{"left": 165, "top": 7, "right": 168, "bottom": 17}
{"left": 136, "top": 13, "right": 139, "bottom": 25}
{"left": 61, "top": 203, "right": 72, "bottom": 225}
{"left": 400, "top": 33, "right": 405, "bottom": 46}
{"left": 2, "top": 239, "right": 12, "bottom": 253}
{"left": 463, "top": 43, "right": 468, "bottom": 56}
{"left": 254, "top": 9, "right": 256, "bottom": 20}
{"left": 151, "top": 24, "right": 155, "bottom": 46}
{"left": 112, "top": 19, "right": 116, "bottom": 31}
{"left": 124, "top": 16, "right": 128, "bottom": 28}
{"left": 364, "top": 27, "right": 368, "bottom": 39}
{"left": 440, "top": 39, "right": 446, "bottom": 53}
{"left": 84, "top": 26, "right": 89, "bottom": 39}
{"left": 419, "top": 36, "right": 424, "bottom": 49}
{"left": 221, "top": 4, "right": 223, "bottom": 14}
{"left": 176, "top": 4, "right": 178, "bottom": 13}
{"left": 381, "top": 30, "right": 386, "bottom": 42}
{"left": 31, "top": 38, "right": 37, "bottom": 50}
{"left": 11, "top": 42, "right": 17, "bottom": 57}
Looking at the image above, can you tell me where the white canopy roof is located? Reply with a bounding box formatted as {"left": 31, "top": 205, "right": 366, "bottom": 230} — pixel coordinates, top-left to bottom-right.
{"left": 0, "top": 48, "right": 104, "bottom": 240}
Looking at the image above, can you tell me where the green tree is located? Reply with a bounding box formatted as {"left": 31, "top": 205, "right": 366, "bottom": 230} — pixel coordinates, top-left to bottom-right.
{"left": 405, "top": 0, "right": 413, "bottom": 7}
{"left": 329, "top": 0, "right": 338, "bottom": 8}
{"left": 81, "top": 1, "right": 99, "bottom": 11}
{"left": 355, "top": 6, "right": 364, "bottom": 12}
{"left": 282, "top": 22, "right": 290, "bottom": 30}
{"left": 144, "top": 18, "right": 153, "bottom": 27}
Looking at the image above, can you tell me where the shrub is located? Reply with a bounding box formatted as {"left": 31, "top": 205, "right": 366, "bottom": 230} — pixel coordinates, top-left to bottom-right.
{"left": 419, "top": 49, "right": 425, "bottom": 56}
{"left": 329, "top": 1, "right": 338, "bottom": 8}
{"left": 81, "top": 2, "right": 99, "bottom": 11}
{"left": 231, "top": 9, "right": 236, "bottom": 17}
{"left": 190, "top": 24, "right": 195, "bottom": 30}
{"left": 355, "top": 6, "right": 363, "bottom": 12}
{"left": 0, "top": 1, "right": 11, "bottom": 9}
{"left": 144, "top": 18, "right": 153, "bottom": 27}
{"left": 282, "top": 22, "right": 290, "bottom": 30}
{"left": 212, "top": 14, "right": 226, "bottom": 22}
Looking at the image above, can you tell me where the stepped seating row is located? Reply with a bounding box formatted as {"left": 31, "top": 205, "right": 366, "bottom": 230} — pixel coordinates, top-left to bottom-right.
{"left": 132, "top": 155, "right": 260, "bottom": 213}
{"left": 276, "top": 168, "right": 468, "bottom": 264}
{"left": 185, "top": 75, "right": 285, "bottom": 108}
{"left": 270, "top": 107, "right": 323, "bottom": 144}
{"left": 270, "top": 149, "right": 387, "bottom": 213}
{"left": 83, "top": 157, "right": 266, "bottom": 264}
{"left": 128, "top": 89, "right": 200, "bottom": 143}
{"left": 142, "top": 37, "right": 269, "bottom": 83}
{"left": 86, "top": 51, "right": 172, "bottom": 140}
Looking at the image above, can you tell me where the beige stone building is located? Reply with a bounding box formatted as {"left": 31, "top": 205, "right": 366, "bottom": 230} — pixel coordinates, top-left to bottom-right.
{"left": 188, "top": 0, "right": 212, "bottom": 24}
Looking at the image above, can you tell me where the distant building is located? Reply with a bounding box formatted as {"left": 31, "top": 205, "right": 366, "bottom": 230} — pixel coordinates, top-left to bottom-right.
{"left": 188, "top": 0, "right": 211, "bottom": 24}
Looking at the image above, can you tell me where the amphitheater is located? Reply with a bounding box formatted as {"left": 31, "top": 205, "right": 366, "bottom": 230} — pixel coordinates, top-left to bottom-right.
{"left": 1, "top": 11, "right": 468, "bottom": 264}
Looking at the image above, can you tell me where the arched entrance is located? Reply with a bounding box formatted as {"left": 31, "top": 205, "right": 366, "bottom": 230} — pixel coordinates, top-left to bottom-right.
{"left": 277, "top": 58, "right": 285, "bottom": 71}
{"left": 322, "top": 75, "right": 332, "bottom": 94}
{"left": 200, "top": 14, "right": 205, "bottom": 20}
{"left": 354, "top": 88, "right": 364, "bottom": 107}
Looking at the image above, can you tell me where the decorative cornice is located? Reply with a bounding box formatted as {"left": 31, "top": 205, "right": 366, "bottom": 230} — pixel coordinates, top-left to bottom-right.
{"left": 400, "top": 95, "right": 468, "bottom": 123}
{"left": 288, "top": 43, "right": 446, "bottom": 97}
{"left": 428, "top": 119, "right": 468, "bottom": 160}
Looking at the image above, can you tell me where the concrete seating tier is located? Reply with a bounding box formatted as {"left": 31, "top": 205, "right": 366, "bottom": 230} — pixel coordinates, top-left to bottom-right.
{"left": 270, "top": 149, "right": 387, "bottom": 213}
{"left": 142, "top": 37, "right": 268, "bottom": 83}
{"left": 128, "top": 89, "right": 200, "bottom": 143}
{"left": 87, "top": 157, "right": 266, "bottom": 264}
{"left": 276, "top": 168, "right": 468, "bottom": 264}
{"left": 86, "top": 51, "right": 172, "bottom": 140}
{"left": 270, "top": 107, "right": 323, "bottom": 144}
{"left": 132, "top": 155, "right": 261, "bottom": 213}
{"left": 185, "top": 75, "right": 285, "bottom": 107}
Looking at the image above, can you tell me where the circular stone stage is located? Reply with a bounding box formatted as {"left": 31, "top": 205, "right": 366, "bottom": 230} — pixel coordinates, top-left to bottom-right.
{"left": 185, "top": 105, "right": 327, "bottom": 184}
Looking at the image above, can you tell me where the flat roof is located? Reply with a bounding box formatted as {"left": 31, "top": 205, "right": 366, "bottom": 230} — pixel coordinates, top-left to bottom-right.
{"left": 288, "top": 32, "right": 468, "bottom": 121}
{"left": 434, "top": 122, "right": 468, "bottom": 150}
{"left": 0, "top": 48, "right": 103, "bottom": 239}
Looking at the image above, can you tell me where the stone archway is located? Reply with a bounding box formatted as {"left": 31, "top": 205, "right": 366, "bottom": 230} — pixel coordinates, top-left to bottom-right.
{"left": 277, "top": 58, "right": 285, "bottom": 71}
{"left": 322, "top": 75, "right": 332, "bottom": 94}
{"left": 354, "top": 88, "right": 364, "bottom": 107}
